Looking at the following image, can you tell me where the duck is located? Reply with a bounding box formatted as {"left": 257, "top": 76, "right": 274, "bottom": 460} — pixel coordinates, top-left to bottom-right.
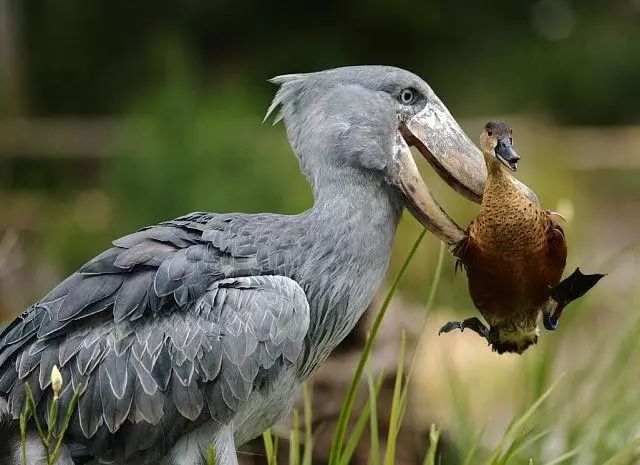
{"left": 439, "top": 121, "right": 604, "bottom": 354}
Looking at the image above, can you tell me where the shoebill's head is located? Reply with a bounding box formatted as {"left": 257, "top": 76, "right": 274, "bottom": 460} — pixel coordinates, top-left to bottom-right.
{"left": 266, "top": 66, "right": 538, "bottom": 245}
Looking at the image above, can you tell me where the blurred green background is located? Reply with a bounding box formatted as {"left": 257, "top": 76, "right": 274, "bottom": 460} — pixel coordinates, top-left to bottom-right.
{"left": 0, "top": 0, "right": 639, "bottom": 463}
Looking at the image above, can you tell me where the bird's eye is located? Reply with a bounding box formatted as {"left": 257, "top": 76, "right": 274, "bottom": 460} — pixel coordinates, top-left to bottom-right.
{"left": 399, "top": 88, "right": 416, "bottom": 105}
{"left": 487, "top": 130, "right": 493, "bottom": 136}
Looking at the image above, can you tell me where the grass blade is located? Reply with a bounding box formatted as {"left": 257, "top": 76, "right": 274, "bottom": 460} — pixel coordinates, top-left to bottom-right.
{"left": 368, "top": 372, "right": 381, "bottom": 465}
{"left": 328, "top": 229, "right": 426, "bottom": 465}
{"left": 20, "top": 410, "right": 28, "bottom": 465}
{"left": 50, "top": 384, "right": 83, "bottom": 464}
{"left": 263, "top": 429, "right": 277, "bottom": 465}
{"left": 384, "top": 333, "right": 407, "bottom": 465}
{"left": 339, "top": 374, "right": 384, "bottom": 465}
{"left": 484, "top": 375, "right": 563, "bottom": 465}
{"left": 302, "top": 383, "right": 313, "bottom": 465}
{"left": 23, "top": 383, "right": 47, "bottom": 446}
{"left": 424, "top": 241, "right": 445, "bottom": 315}
{"left": 422, "top": 424, "right": 441, "bottom": 465}
{"left": 497, "top": 427, "right": 548, "bottom": 465}
{"left": 601, "top": 436, "right": 640, "bottom": 465}
{"left": 544, "top": 446, "right": 581, "bottom": 465}
{"left": 289, "top": 409, "right": 300, "bottom": 465}
{"left": 462, "top": 422, "right": 488, "bottom": 465}
{"left": 507, "top": 428, "right": 550, "bottom": 462}
{"left": 207, "top": 444, "right": 216, "bottom": 465}
{"left": 405, "top": 240, "right": 445, "bottom": 385}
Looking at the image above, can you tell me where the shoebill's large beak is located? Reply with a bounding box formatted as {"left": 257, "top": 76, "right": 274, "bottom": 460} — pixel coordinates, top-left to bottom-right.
{"left": 391, "top": 93, "right": 538, "bottom": 246}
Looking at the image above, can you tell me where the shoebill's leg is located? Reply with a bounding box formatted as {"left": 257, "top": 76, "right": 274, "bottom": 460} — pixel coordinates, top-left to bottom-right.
{"left": 165, "top": 423, "right": 238, "bottom": 465}
{"left": 210, "top": 426, "right": 239, "bottom": 465}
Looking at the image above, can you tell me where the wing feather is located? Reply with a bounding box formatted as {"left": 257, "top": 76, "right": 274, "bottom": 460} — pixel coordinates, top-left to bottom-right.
{"left": 0, "top": 214, "right": 310, "bottom": 463}
{"left": 544, "top": 216, "right": 568, "bottom": 286}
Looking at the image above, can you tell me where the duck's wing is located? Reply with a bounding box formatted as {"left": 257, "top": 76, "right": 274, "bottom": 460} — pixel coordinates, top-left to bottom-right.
{"left": 452, "top": 224, "right": 473, "bottom": 273}
{"left": 451, "top": 227, "right": 494, "bottom": 316}
{"left": 0, "top": 213, "right": 310, "bottom": 461}
{"left": 543, "top": 214, "right": 568, "bottom": 287}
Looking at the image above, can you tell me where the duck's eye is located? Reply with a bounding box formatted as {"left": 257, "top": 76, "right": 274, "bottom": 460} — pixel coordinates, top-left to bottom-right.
{"left": 487, "top": 130, "right": 493, "bottom": 136}
{"left": 399, "top": 88, "right": 416, "bottom": 105}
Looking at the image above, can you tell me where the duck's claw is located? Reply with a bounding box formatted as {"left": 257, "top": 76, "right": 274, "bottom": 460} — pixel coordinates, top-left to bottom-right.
{"left": 439, "top": 317, "right": 490, "bottom": 341}
{"left": 439, "top": 320, "right": 464, "bottom": 334}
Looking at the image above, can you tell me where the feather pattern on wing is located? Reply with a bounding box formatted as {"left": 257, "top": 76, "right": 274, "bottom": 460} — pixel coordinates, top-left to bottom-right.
{"left": 0, "top": 213, "right": 310, "bottom": 461}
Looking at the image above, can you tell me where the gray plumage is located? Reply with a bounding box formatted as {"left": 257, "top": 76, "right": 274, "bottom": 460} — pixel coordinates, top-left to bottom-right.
{"left": 0, "top": 66, "right": 466, "bottom": 464}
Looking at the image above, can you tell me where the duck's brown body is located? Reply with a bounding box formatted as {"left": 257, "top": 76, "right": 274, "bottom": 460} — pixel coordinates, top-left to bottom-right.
{"left": 455, "top": 162, "right": 567, "bottom": 352}
{"left": 442, "top": 121, "right": 603, "bottom": 354}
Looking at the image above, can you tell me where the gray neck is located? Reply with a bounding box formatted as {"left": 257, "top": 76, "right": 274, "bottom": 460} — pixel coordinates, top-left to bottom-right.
{"left": 293, "top": 170, "right": 403, "bottom": 376}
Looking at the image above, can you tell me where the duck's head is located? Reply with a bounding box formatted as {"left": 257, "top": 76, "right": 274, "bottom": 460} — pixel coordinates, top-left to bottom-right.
{"left": 480, "top": 121, "right": 520, "bottom": 172}
{"left": 267, "top": 66, "right": 536, "bottom": 245}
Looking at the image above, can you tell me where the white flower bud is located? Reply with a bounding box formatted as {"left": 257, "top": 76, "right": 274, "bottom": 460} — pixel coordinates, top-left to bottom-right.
{"left": 51, "top": 365, "right": 63, "bottom": 399}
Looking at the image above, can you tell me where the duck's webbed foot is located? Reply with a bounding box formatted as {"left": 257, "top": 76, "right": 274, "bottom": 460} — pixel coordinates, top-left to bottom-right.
{"left": 551, "top": 267, "right": 605, "bottom": 306}
{"left": 439, "top": 317, "right": 491, "bottom": 343}
{"left": 543, "top": 313, "right": 559, "bottom": 331}
{"left": 546, "top": 267, "right": 606, "bottom": 330}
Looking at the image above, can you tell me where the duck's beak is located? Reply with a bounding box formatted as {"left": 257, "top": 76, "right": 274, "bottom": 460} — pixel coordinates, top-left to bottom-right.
{"left": 495, "top": 137, "right": 520, "bottom": 172}
{"left": 393, "top": 94, "right": 536, "bottom": 245}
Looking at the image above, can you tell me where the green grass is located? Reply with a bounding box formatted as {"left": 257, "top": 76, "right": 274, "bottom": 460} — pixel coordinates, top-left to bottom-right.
{"left": 19, "top": 368, "right": 82, "bottom": 465}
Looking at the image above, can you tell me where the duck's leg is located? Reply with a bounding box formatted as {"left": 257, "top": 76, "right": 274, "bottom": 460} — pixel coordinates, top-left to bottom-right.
{"left": 439, "top": 317, "right": 491, "bottom": 342}
{"left": 543, "top": 313, "right": 559, "bottom": 330}
{"left": 545, "top": 267, "right": 606, "bottom": 330}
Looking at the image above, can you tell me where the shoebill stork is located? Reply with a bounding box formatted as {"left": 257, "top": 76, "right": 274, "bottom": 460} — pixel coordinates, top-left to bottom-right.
{"left": 0, "top": 66, "right": 535, "bottom": 465}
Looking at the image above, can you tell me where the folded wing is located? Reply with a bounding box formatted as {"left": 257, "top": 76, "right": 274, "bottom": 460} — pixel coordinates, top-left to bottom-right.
{"left": 0, "top": 214, "right": 310, "bottom": 460}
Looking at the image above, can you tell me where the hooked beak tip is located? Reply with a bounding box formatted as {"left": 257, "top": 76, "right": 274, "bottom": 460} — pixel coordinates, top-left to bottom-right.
{"left": 495, "top": 139, "right": 520, "bottom": 172}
